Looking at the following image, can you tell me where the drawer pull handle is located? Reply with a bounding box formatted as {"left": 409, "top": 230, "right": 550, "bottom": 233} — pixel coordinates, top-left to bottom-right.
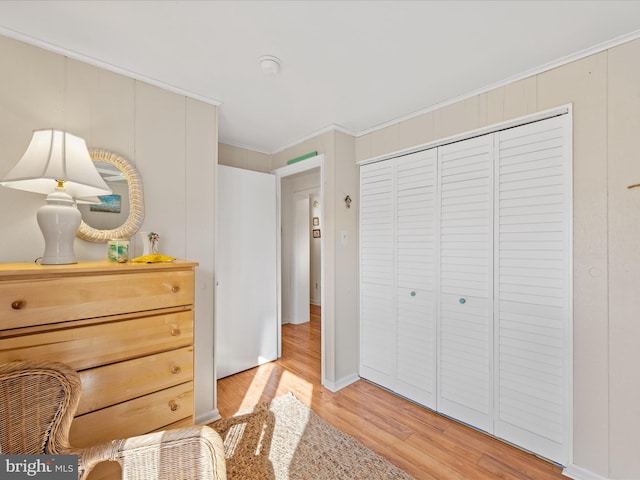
{"left": 11, "top": 300, "right": 25, "bottom": 310}
{"left": 410, "top": 291, "right": 416, "bottom": 297}
{"left": 171, "top": 328, "right": 181, "bottom": 336}
{"left": 171, "top": 286, "right": 180, "bottom": 293}
{"left": 171, "top": 366, "right": 181, "bottom": 374}
{"left": 169, "top": 400, "right": 179, "bottom": 412}
{"left": 459, "top": 298, "right": 466, "bottom": 304}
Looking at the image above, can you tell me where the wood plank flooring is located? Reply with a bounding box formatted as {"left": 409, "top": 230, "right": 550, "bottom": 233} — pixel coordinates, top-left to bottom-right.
{"left": 216, "top": 305, "right": 567, "bottom": 480}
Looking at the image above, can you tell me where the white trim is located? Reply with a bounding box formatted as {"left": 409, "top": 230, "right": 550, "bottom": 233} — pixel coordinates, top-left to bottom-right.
{"left": 565, "top": 111, "right": 575, "bottom": 469}
{"left": 357, "top": 104, "right": 571, "bottom": 166}
{"left": 323, "top": 373, "right": 360, "bottom": 393}
{"left": 357, "top": 29, "right": 640, "bottom": 138}
{"left": 195, "top": 408, "right": 221, "bottom": 425}
{"left": 0, "top": 26, "right": 222, "bottom": 107}
{"left": 272, "top": 124, "right": 356, "bottom": 155}
{"left": 218, "top": 137, "right": 272, "bottom": 156}
{"left": 562, "top": 464, "right": 610, "bottom": 480}
{"left": 272, "top": 155, "right": 327, "bottom": 388}
{"left": 272, "top": 155, "right": 323, "bottom": 178}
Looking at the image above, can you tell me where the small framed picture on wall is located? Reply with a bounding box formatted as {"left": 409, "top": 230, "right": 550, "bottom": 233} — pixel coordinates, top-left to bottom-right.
{"left": 312, "top": 216, "right": 320, "bottom": 226}
{"left": 313, "top": 229, "right": 321, "bottom": 238}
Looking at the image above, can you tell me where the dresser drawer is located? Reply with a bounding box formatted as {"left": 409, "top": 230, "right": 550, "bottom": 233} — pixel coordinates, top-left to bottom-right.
{"left": 70, "top": 382, "right": 194, "bottom": 447}
{"left": 0, "top": 270, "right": 194, "bottom": 329}
{"left": 0, "top": 311, "right": 193, "bottom": 370}
{"left": 77, "top": 346, "right": 194, "bottom": 415}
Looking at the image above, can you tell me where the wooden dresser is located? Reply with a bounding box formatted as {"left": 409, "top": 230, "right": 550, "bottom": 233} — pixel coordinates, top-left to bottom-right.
{"left": 0, "top": 260, "right": 197, "bottom": 465}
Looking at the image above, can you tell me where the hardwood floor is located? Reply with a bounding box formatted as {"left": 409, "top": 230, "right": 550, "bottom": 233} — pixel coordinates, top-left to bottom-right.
{"left": 216, "top": 305, "right": 566, "bottom": 480}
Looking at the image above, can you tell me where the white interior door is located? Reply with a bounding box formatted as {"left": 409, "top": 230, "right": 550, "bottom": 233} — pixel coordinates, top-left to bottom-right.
{"left": 493, "top": 115, "right": 572, "bottom": 465}
{"left": 394, "top": 149, "right": 438, "bottom": 409}
{"left": 359, "top": 160, "right": 396, "bottom": 390}
{"left": 291, "top": 194, "right": 310, "bottom": 324}
{"left": 216, "top": 165, "right": 278, "bottom": 379}
{"left": 437, "top": 134, "right": 494, "bottom": 433}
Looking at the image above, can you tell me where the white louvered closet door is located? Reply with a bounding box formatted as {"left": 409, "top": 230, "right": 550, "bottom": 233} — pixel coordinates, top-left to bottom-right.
{"left": 359, "top": 160, "right": 396, "bottom": 389}
{"left": 395, "top": 150, "right": 437, "bottom": 408}
{"left": 437, "top": 135, "right": 494, "bottom": 433}
{"left": 494, "top": 115, "right": 571, "bottom": 465}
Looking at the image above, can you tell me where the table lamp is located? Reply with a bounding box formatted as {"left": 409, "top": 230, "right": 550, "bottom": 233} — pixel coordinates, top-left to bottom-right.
{"left": 0, "top": 129, "right": 112, "bottom": 264}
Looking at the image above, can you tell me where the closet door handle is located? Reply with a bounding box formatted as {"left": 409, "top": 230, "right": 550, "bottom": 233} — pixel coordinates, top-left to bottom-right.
{"left": 459, "top": 298, "right": 466, "bottom": 304}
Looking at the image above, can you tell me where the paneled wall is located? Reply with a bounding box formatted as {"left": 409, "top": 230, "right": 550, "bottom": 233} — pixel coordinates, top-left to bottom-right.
{"left": 355, "top": 40, "right": 640, "bottom": 480}
{"left": 0, "top": 35, "right": 219, "bottom": 422}
{"left": 219, "top": 142, "right": 271, "bottom": 172}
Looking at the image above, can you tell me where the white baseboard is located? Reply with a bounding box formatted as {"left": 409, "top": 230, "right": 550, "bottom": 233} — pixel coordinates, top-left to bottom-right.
{"left": 195, "top": 408, "right": 221, "bottom": 425}
{"left": 563, "top": 464, "right": 610, "bottom": 480}
{"left": 322, "top": 373, "right": 360, "bottom": 392}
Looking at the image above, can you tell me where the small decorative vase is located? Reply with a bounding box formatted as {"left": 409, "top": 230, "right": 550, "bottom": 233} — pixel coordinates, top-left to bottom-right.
{"left": 148, "top": 232, "right": 160, "bottom": 255}
{"left": 139, "top": 231, "right": 150, "bottom": 256}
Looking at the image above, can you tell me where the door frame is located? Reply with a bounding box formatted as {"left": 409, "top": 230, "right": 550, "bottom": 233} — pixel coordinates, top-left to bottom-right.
{"left": 273, "top": 154, "right": 325, "bottom": 383}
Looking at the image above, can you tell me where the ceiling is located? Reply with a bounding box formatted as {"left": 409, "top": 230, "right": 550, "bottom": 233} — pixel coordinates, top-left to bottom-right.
{"left": 0, "top": 1, "right": 639, "bottom": 154}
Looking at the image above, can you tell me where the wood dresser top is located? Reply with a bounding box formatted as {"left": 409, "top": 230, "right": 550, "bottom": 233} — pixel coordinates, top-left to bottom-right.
{"left": 0, "top": 259, "right": 198, "bottom": 279}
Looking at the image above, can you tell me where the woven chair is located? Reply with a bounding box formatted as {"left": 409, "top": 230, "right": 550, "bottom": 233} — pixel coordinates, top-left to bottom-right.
{"left": 0, "top": 360, "right": 226, "bottom": 480}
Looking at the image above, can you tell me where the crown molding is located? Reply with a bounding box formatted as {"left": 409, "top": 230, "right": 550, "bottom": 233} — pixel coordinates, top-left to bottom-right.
{"left": 221, "top": 122, "right": 355, "bottom": 156}
{"left": 271, "top": 123, "right": 356, "bottom": 155}
{"left": 5, "top": 23, "right": 639, "bottom": 154}
{"left": 0, "top": 26, "right": 222, "bottom": 107}
{"left": 357, "top": 28, "right": 640, "bottom": 137}
{"left": 217, "top": 137, "right": 272, "bottom": 155}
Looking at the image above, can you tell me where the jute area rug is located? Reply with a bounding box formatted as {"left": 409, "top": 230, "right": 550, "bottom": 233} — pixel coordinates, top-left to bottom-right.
{"left": 211, "top": 392, "right": 415, "bottom": 480}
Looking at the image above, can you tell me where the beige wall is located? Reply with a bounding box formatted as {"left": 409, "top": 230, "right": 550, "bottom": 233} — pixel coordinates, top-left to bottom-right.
{"left": 219, "top": 142, "right": 271, "bottom": 173}
{"left": 354, "top": 40, "right": 640, "bottom": 480}
{"left": 0, "top": 35, "right": 219, "bottom": 422}
{"left": 607, "top": 39, "right": 640, "bottom": 480}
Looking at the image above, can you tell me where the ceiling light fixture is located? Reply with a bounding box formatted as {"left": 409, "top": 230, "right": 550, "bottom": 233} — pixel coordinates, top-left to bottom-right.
{"left": 259, "top": 55, "right": 281, "bottom": 75}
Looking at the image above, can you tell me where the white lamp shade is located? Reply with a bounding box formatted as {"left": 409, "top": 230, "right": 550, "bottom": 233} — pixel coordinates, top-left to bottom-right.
{"left": 0, "top": 129, "right": 112, "bottom": 197}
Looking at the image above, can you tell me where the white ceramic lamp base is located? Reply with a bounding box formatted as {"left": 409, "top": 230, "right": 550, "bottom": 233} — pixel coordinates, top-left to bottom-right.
{"left": 37, "top": 189, "right": 81, "bottom": 265}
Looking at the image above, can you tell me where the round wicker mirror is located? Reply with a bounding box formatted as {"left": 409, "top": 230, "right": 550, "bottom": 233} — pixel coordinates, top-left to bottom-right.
{"left": 76, "top": 149, "right": 144, "bottom": 242}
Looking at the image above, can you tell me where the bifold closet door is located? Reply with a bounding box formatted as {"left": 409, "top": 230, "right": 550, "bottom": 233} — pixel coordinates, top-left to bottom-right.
{"left": 360, "top": 150, "right": 437, "bottom": 406}
{"left": 360, "top": 160, "right": 396, "bottom": 390}
{"left": 494, "top": 115, "right": 571, "bottom": 465}
{"left": 437, "top": 134, "right": 494, "bottom": 433}
{"left": 394, "top": 150, "right": 437, "bottom": 408}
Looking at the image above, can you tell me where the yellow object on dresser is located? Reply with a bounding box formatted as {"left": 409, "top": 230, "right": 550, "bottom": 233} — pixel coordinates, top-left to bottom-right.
{"left": 0, "top": 260, "right": 198, "bottom": 479}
